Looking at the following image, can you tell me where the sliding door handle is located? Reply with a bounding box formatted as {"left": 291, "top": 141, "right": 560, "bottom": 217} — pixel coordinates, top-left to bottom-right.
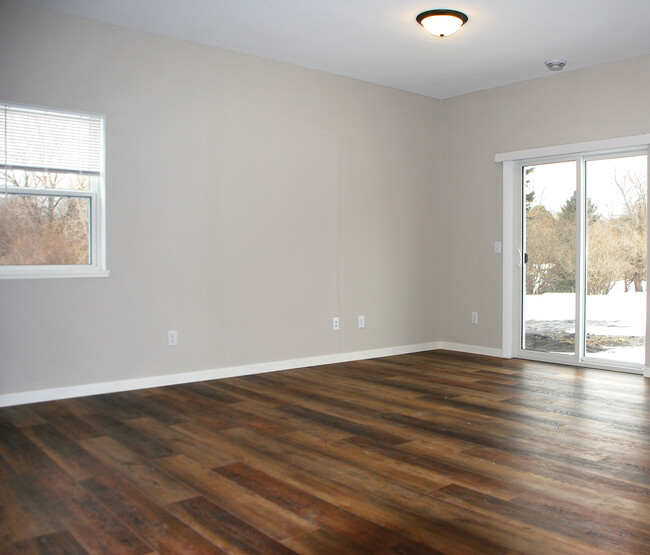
{"left": 517, "top": 250, "right": 529, "bottom": 268}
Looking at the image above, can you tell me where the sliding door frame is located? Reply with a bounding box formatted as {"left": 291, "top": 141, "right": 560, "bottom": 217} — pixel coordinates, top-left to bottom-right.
{"left": 498, "top": 135, "right": 650, "bottom": 376}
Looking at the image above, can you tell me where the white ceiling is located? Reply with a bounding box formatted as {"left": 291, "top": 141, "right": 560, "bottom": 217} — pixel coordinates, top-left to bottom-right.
{"left": 12, "top": 0, "right": 650, "bottom": 99}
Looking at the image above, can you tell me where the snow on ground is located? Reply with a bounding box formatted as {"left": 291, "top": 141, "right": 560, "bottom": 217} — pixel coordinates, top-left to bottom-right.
{"left": 525, "top": 291, "right": 646, "bottom": 336}
{"left": 525, "top": 283, "right": 646, "bottom": 363}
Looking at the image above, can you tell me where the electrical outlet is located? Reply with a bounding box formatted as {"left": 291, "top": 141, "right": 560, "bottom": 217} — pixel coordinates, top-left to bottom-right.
{"left": 471, "top": 312, "right": 478, "bottom": 324}
{"left": 332, "top": 317, "right": 340, "bottom": 331}
{"left": 358, "top": 315, "right": 365, "bottom": 328}
{"left": 168, "top": 330, "right": 178, "bottom": 346}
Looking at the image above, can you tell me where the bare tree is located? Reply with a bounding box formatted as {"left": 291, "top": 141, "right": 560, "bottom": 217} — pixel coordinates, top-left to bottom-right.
{"left": 586, "top": 219, "right": 627, "bottom": 294}
{"left": 0, "top": 170, "right": 89, "bottom": 265}
{"left": 525, "top": 204, "right": 559, "bottom": 294}
{"left": 613, "top": 171, "right": 647, "bottom": 292}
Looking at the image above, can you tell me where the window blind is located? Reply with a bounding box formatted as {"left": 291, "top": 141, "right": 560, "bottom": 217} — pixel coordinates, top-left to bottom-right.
{"left": 0, "top": 104, "right": 102, "bottom": 174}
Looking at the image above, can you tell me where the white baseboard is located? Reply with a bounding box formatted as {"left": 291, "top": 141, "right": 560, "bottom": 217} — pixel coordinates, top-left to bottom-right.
{"left": 0, "top": 341, "right": 443, "bottom": 407}
{"left": 5, "top": 341, "right": 643, "bottom": 407}
{"left": 436, "top": 342, "right": 504, "bottom": 358}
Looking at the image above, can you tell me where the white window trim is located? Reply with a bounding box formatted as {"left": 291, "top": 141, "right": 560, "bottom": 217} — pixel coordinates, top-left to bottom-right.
{"left": 0, "top": 103, "right": 108, "bottom": 279}
{"left": 497, "top": 133, "right": 650, "bottom": 377}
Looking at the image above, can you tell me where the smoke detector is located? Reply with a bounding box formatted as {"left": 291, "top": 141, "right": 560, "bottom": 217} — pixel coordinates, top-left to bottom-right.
{"left": 545, "top": 59, "right": 567, "bottom": 72}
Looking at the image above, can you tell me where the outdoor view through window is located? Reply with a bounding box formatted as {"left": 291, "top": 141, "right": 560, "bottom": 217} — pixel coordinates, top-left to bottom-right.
{"left": 0, "top": 171, "right": 91, "bottom": 265}
{"left": 523, "top": 154, "right": 647, "bottom": 365}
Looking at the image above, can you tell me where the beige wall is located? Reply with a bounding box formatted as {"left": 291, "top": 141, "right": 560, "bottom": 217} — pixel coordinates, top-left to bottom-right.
{"left": 0, "top": 2, "right": 442, "bottom": 396}
{"left": 2, "top": 1, "right": 649, "bottom": 398}
{"left": 440, "top": 54, "right": 650, "bottom": 349}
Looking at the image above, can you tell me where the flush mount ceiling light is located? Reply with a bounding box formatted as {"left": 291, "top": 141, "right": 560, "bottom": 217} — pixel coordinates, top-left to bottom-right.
{"left": 417, "top": 9, "right": 468, "bottom": 37}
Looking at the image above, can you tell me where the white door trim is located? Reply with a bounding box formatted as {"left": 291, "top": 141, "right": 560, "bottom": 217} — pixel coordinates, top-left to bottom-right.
{"left": 496, "top": 133, "right": 650, "bottom": 163}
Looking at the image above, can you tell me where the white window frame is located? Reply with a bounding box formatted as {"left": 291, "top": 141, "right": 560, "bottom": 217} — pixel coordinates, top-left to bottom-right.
{"left": 0, "top": 103, "right": 107, "bottom": 279}
{"left": 497, "top": 134, "right": 650, "bottom": 377}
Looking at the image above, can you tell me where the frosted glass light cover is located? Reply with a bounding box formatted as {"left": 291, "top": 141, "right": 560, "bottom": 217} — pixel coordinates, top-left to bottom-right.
{"left": 420, "top": 14, "right": 464, "bottom": 36}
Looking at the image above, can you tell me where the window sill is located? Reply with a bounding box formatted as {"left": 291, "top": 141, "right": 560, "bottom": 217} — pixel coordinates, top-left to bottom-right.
{"left": 0, "top": 268, "right": 110, "bottom": 280}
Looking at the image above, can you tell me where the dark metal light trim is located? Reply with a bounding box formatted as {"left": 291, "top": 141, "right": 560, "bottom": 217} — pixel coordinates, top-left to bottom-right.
{"left": 416, "top": 9, "right": 468, "bottom": 37}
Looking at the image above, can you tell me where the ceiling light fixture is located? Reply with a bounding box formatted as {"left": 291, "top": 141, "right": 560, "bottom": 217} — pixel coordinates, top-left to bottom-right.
{"left": 417, "top": 9, "right": 468, "bottom": 37}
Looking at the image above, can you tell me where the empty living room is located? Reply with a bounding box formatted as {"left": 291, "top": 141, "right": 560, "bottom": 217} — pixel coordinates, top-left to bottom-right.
{"left": 1, "top": 1, "right": 649, "bottom": 553}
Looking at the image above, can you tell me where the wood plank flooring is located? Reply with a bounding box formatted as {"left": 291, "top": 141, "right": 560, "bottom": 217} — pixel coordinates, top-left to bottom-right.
{"left": 1, "top": 350, "right": 649, "bottom": 554}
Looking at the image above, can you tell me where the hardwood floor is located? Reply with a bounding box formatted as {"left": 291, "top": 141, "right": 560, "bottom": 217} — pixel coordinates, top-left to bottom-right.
{"left": 1, "top": 350, "right": 649, "bottom": 554}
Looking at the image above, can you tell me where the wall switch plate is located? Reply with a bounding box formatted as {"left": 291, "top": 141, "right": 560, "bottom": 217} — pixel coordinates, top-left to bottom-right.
{"left": 168, "top": 330, "right": 178, "bottom": 346}
{"left": 471, "top": 312, "right": 478, "bottom": 324}
{"left": 358, "top": 315, "right": 365, "bottom": 328}
{"left": 332, "top": 317, "right": 340, "bottom": 331}
{"left": 494, "top": 241, "right": 502, "bottom": 254}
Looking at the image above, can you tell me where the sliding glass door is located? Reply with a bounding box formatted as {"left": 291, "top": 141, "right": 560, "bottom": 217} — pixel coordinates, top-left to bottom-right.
{"left": 522, "top": 160, "right": 577, "bottom": 355}
{"left": 519, "top": 151, "right": 647, "bottom": 369}
{"left": 584, "top": 155, "right": 647, "bottom": 364}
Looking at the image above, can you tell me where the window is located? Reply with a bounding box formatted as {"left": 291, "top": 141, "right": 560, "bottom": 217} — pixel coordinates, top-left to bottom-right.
{"left": 0, "top": 103, "right": 106, "bottom": 278}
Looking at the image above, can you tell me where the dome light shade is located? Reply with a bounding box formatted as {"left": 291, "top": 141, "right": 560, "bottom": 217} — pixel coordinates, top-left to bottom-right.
{"left": 417, "top": 9, "right": 468, "bottom": 37}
